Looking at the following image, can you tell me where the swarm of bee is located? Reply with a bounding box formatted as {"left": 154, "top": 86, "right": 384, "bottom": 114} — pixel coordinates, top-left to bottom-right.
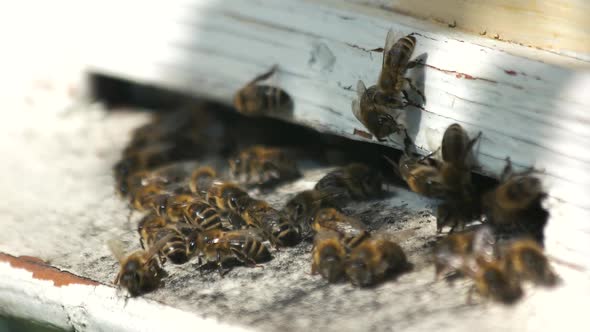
{"left": 109, "top": 28, "right": 556, "bottom": 304}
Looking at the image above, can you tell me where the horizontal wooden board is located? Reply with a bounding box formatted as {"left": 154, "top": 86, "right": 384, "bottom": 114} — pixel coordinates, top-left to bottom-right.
{"left": 84, "top": 0, "right": 590, "bottom": 217}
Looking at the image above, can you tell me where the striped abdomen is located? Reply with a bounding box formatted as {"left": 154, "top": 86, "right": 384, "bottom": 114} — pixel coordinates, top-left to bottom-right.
{"left": 390, "top": 35, "right": 416, "bottom": 89}
{"left": 260, "top": 209, "right": 301, "bottom": 247}
{"left": 153, "top": 228, "right": 189, "bottom": 265}
{"left": 185, "top": 200, "right": 223, "bottom": 230}
{"left": 229, "top": 235, "right": 271, "bottom": 263}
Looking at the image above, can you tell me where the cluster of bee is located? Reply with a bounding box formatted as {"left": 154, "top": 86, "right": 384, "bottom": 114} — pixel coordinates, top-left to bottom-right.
{"left": 434, "top": 226, "right": 558, "bottom": 304}
{"left": 107, "top": 28, "right": 555, "bottom": 304}
{"left": 283, "top": 164, "right": 411, "bottom": 287}
{"left": 109, "top": 107, "right": 307, "bottom": 296}
{"left": 353, "top": 31, "right": 554, "bottom": 302}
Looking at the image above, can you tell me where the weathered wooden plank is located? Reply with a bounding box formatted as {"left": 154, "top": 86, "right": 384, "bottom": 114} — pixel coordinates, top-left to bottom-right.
{"left": 85, "top": 0, "right": 590, "bottom": 215}
{"left": 347, "top": 0, "right": 590, "bottom": 62}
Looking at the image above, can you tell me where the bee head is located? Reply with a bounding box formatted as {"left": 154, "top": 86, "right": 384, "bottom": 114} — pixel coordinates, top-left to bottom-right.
{"left": 318, "top": 245, "right": 345, "bottom": 282}
{"left": 346, "top": 258, "right": 374, "bottom": 287}
{"left": 120, "top": 260, "right": 145, "bottom": 296}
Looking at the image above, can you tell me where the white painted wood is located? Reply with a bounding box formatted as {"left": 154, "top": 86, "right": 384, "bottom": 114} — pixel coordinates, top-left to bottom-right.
{"left": 82, "top": 0, "right": 590, "bottom": 215}
{"left": 0, "top": 262, "right": 249, "bottom": 332}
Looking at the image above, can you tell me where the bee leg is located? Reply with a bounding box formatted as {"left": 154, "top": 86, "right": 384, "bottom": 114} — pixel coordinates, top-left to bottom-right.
{"left": 400, "top": 90, "right": 420, "bottom": 109}
{"left": 247, "top": 65, "right": 278, "bottom": 86}
{"left": 406, "top": 58, "right": 425, "bottom": 69}
{"left": 126, "top": 207, "right": 134, "bottom": 224}
{"left": 112, "top": 273, "right": 121, "bottom": 285}
{"left": 404, "top": 78, "right": 426, "bottom": 103}
{"left": 500, "top": 157, "right": 513, "bottom": 182}
{"left": 158, "top": 255, "right": 167, "bottom": 266}
{"left": 215, "top": 250, "right": 228, "bottom": 277}
{"left": 420, "top": 148, "right": 441, "bottom": 163}
{"left": 466, "top": 285, "right": 476, "bottom": 305}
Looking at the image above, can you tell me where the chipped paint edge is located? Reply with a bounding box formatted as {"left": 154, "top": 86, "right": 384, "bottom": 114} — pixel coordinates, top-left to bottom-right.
{"left": 0, "top": 253, "right": 251, "bottom": 332}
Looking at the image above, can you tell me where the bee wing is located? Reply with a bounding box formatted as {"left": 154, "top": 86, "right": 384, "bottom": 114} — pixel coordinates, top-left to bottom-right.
{"left": 434, "top": 245, "right": 468, "bottom": 271}
{"left": 383, "top": 155, "right": 403, "bottom": 179}
{"left": 373, "top": 227, "right": 419, "bottom": 243}
{"left": 219, "top": 229, "right": 266, "bottom": 244}
{"left": 356, "top": 80, "right": 367, "bottom": 98}
{"left": 383, "top": 29, "right": 399, "bottom": 67}
{"left": 107, "top": 238, "right": 127, "bottom": 264}
{"left": 318, "top": 217, "right": 366, "bottom": 236}
{"left": 472, "top": 226, "right": 496, "bottom": 262}
{"left": 144, "top": 233, "right": 176, "bottom": 261}
{"left": 351, "top": 100, "right": 365, "bottom": 126}
{"left": 313, "top": 229, "right": 341, "bottom": 243}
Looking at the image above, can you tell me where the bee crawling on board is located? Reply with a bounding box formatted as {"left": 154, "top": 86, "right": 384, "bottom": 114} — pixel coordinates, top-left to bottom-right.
{"left": 186, "top": 228, "right": 272, "bottom": 275}
{"left": 108, "top": 235, "right": 173, "bottom": 296}
{"left": 205, "top": 180, "right": 301, "bottom": 246}
{"left": 352, "top": 80, "right": 405, "bottom": 142}
{"left": 434, "top": 226, "right": 523, "bottom": 304}
{"left": 384, "top": 131, "right": 448, "bottom": 199}
{"left": 435, "top": 124, "right": 482, "bottom": 233}
{"left": 351, "top": 30, "right": 425, "bottom": 142}
{"left": 314, "top": 163, "right": 385, "bottom": 204}
{"left": 466, "top": 257, "right": 523, "bottom": 304}
{"left": 283, "top": 189, "right": 340, "bottom": 237}
{"left": 238, "top": 198, "right": 302, "bottom": 247}
{"left": 385, "top": 124, "right": 482, "bottom": 233}
{"left": 481, "top": 157, "right": 547, "bottom": 241}
{"left": 311, "top": 208, "right": 370, "bottom": 249}
{"left": 189, "top": 166, "right": 218, "bottom": 197}
{"left": 228, "top": 145, "right": 301, "bottom": 187}
{"left": 233, "top": 65, "right": 293, "bottom": 117}
{"left": 312, "top": 230, "right": 348, "bottom": 283}
{"left": 377, "top": 30, "right": 425, "bottom": 106}
{"left": 500, "top": 238, "right": 558, "bottom": 287}
{"left": 345, "top": 235, "right": 410, "bottom": 287}
{"left": 204, "top": 180, "right": 251, "bottom": 213}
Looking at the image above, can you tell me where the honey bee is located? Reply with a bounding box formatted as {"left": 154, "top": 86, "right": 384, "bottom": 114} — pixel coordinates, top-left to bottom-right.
{"left": 228, "top": 145, "right": 300, "bottom": 187}
{"left": 466, "top": 258, "right": 523, "bottom": 304}
{"left": 123, "top": 161, "right": 200, "bottom": 197}
{"left": 352, "top": 80, "right": 404, "bottom": 141}
{"left": 153, "top": 193, "right": 197, "bottom": 222}
{"left": 481, "top": 157, "right": 547, "bottom": 239}
{"left": 205, "top": 181, "right": 301, "bottom": 246}
{"left": 345, "top": 237, "right": 409, "bottom": 287}
{"left": 125, "top": 109, "right": 204, "bottom": 151}
{"left": 433, "top": 226, "right": 495, "bottom": 279}
{"left": 311, "top": 208, "right": 369, "bottom": 249}
{"left": 377, "top": 30, "right": 424, "bottom": 105}
{"left": 137, "top": 213, "right": 172, "bottom": 247}
{"left": 238, "top": 198, "right": 302, "bottom": 247}
{"left": 187, "top": 228, "right": 272, "bottom": 273}
{"left": 311, "top": 231, "right": 347, "bottom": 283}
{"left": 115, "top": 145, "right": 201, "bottom": 196}
{"left": 314, "top": 163, "right": 384, "bottom": 204}
{"left": 283, "top": 189, "right": 339, "bottom": 236}
{"left": 501, "top": 239, "right": 558, "bottom": 287}
{"left": 182, "top": 198, "right": 229, "bottom": 231}
{"left": 108, "top": 235, "right": 172, "bottom": 296}
{"left": 233, "top": 65, "right": 293, "bottom": 117}
{"left": 129, "top": 184, "right": 169, "bottom": 213}
{"left": 205, "top": 180, "right": 250, "bottom": 212}
{"left": 389, "top": 153, "right": 447, "bottom": 198}
{"left": 433, "top": 226, "right": 522, "bottom": 303}
{"left": 438, "top": 124, "right": 481, "bottom": 188}
{"left": 189, "top": 166, "right": 217, "bottom": 197}
{"left": 142, "top": 225, "right": 191, "bottom": 265}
